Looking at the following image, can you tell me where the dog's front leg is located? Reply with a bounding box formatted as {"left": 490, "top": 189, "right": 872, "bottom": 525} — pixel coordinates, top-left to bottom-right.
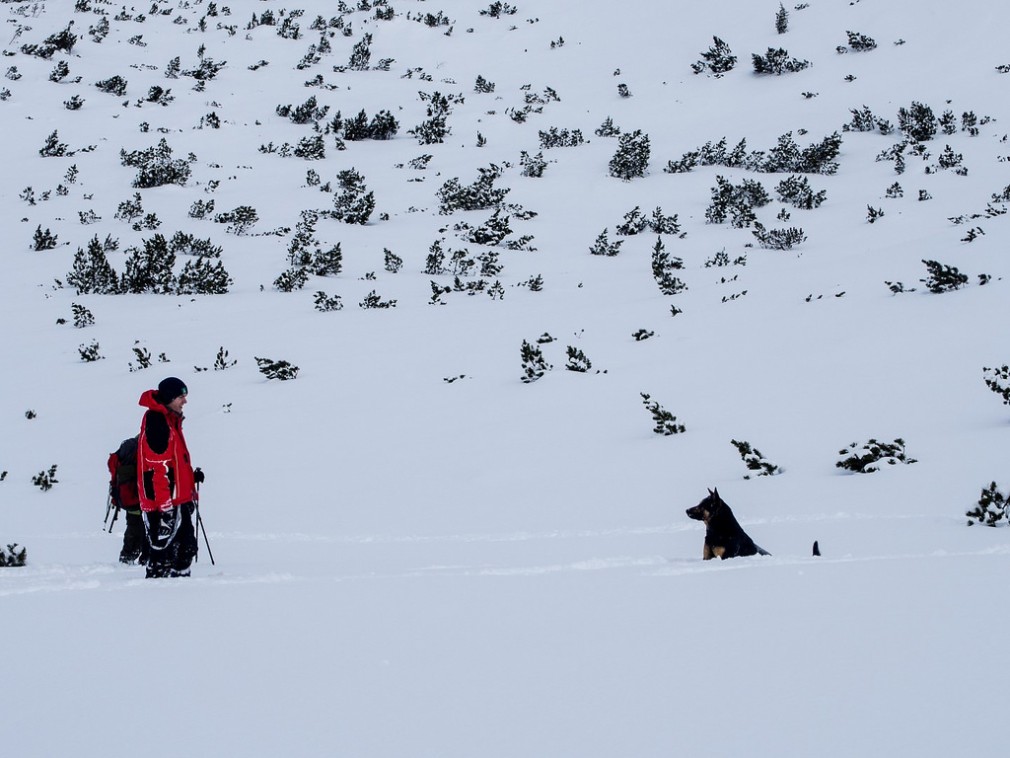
{"left": 703, "top": 543, "right": 713, "bottom": 560}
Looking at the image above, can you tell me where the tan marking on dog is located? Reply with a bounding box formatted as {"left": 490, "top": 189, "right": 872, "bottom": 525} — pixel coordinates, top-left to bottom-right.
{"left": 711, "top": 546, "right": 726, "bottom": 559}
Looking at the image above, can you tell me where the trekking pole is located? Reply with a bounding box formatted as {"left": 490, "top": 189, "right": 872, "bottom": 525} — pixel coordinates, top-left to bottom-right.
{"left": 104, "top": 489, "right": 120, "bottom": 532}
{"left": 194, "top": 478, "right": 215, "bottom": 565}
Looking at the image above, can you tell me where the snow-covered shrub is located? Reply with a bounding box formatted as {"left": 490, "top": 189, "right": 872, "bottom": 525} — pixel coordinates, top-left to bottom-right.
{"left": 384, "top": 248, "right": 403, "bottom": 273}
{"left": 640, "top": 393, "right": 685, "bottom": 435}
{"left": 0, "top": 543, "right": 27, "bottom": 567}
{"left": 751, "top": 48, "right": 811, "bottom": 75}
{"left": 38, "top": 130, "right": 70, "bottom": 157}
{"left": 595, "top": 117, "right": 621, "bottom": 137}
{"left": 120, "top": 138, "right": 192, "bottom": 188}
{"left": 176, "top": 256, "right": 232, "bottom": 294}
{"left": 897, "top": 102, "right": 937, "bottom": 141}
{"left": 274, "top": 267, "right": 309, "bottom": 292}
{"left": 966, "top": 482, "right": 1008, "bottom": 526}
{"left": 982, "top": 365, "right": 1010, "bottom": 406}
{"left": 691, "top": 36, "right": 736, "bottom": 76}
{"left": 538, "top": 127, "right": 585, "bottom": 149}
{"left": 731, "top": 439, "right": 782, "bottom": 478}
{"left": 359, "top": 290, "right": 397, "bottom": 309}
{"left": 467, "top": 209, "right": 512, "bottom": 246}
{"left": 95, "top": 75, "right": 128, "bottom": 96}
{"left": 79, "top": 340, "right": 103, "bottom": 362}
{"left": 565, "top": 346, "right": 592, "bottom": 373}
{"left": 437, "top": 164, "right": 509, "bottom": 214}
{"left": 214, "top": 206, "right": 259, "bottom": 235}
{"left": 775, "top": 175, "right": 826, "bottom": 209}
{"left": 520, "top": 150, "right": 548, "bottom": 177}
{"left": 32, "top": 226, "right": 58, "bottom": 251}
{"left": 313, "top": 291, "right": 344, "bottom": 312}
{"left": 122, "top": 235, "right": 176, "bottom": 294}
{"left": 836, "top": 438, "right": 916, "bottom": 473}
{"left": 32, "top": 465, "right": 59, "bottom": 491}
{"left": 920, "top": 259, "right": 968, "bottom": 293}
{"left": 752, "top": 222, "right": 806, "bottom": 250}
{"left": 706, "top": 176, "right": 771, "bottom": 227}
{"left": 775, "top": 4, "right": 789, "bottom": 34}
{"left": 331, "top": 169, "right": 375, "bottom": 224}
{"left": 255, "top": 357, "right": 300, "bottom": 380}
{"left": 67, "top": 236, "right": 120, "bottom": 294}
{"left": 651, "top": 237, "right": 686, "bottom": 295}
{"left": 71, "top": 303, "right": 95, "bottom": 328}
{"left": 520, "top": 340, "right": 552, "bottom": 383}
{"left": 843, "top": 31, "right": 877, "bottom": 52}
{"left": 609, "top": 130, "right": 650, "bottom": 180}
{"left": 409, "top": 91, "right": 461, "bottom": 145}
{"left": 589, "top": 229, "right": 623, "bottom": 256}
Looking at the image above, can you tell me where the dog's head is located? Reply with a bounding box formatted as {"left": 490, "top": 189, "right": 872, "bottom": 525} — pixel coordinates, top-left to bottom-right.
{"left": 685, "top": 488, "right": 725, "bottom": 524}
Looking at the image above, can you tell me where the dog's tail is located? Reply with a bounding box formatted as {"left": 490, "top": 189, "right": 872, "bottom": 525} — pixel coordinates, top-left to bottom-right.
{"left": 756, "top": 545, "right": 771, "bottom": 556}
{"left": 812, "top": 540, "right": 821, "bottom": 557}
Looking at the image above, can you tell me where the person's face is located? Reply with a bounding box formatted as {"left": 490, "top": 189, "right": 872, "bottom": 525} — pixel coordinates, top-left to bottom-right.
{"left": 167, "top": 394, "right": 187, "bottom": 414}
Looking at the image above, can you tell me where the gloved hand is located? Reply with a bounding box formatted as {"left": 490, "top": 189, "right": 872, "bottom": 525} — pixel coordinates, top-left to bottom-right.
{"left": 193, "top": 467, "right": 205, "bottom": 484}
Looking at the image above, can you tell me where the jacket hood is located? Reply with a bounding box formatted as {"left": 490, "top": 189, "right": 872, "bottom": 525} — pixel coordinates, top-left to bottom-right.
{"left": 139, "top": 389, "right": 167, "bottom": 413}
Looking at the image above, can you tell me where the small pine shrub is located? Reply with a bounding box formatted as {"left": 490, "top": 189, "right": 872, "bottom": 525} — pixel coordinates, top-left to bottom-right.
{"left": 565, "top": 346, "right": 592, "bottom": 373}
{"left": 520, "top": 340, "right": 552, "bottom": 383}
{"left": 589, "top": 229, "right": 623, "bottom": 257}
{"left": 313, "top": 291, "right": 344, "bottom": 312}
{"left": 691, "top": 36, "right": 736, "bottom": 76}
{"left": 846, "top": 31, "right": 877, "bottom": 52}
{"left": 775, "top": 175, "right": 826, "bottom": 209}
{"left": 437, "top": 164, "right": 509, "bottom": 214}
{"left": 775, "top": 4, "right": 789, "bottom": 34}
{"left": 836, "top": 438, "right": 916, "bottom": 473}
{"left": 120, "top": 138, "right": 192, "bottom": 188}
{"left": 609, "top": 130, "right": 650, "bottom": 180}
{"left": 409, "top": 91, "right": 460, "bottom": 145}
{"left": 751, "top": 48, "right": 811, "bottom": 75}
{"left": 384, "top": 248, "right": 403, "bottom": 273}
{"left": 640, "top": 393, "right": 685, "bottom": 435}
{"left": 71, "top": 303, "right": 95, "bottom": 328}
{"left": 0, "top": 544, "right": 27, "bottom": 567}
{"left": 359, "top": 290, "right": 397, "bottom": 309}
{"left": 32, "top": 226, "right": 59, "bottom": 251}
{"left": 731, "top": 440, "right": 782, "bottom": 477}
{"left": 214, "top": 206, "right": 259, "bottom": 235}
{"left": 254, "top": 357, "right": 300, "bottom": 380}
{"left": 651, "top": 237, "right": 686, "bottom": 295}
{"left": 79, "top": 340, "right": 103, "bottom": 362}
{"left": 32, "top": 465, "right": 59, "bottom": 491}
{"left": 121, "top": 235, "right": 176, "bottom": 294}
{"left": 966, "top": 482, "right": 1008, "bottom": 526}
{"left": 752, "top": 222, "right": 806, "bottom": 250}
{"left": 982, "top": 365, "right": 1010, "bottom": 406}
{"left": 274, "top": 267, "right": 309, "bottom": 292}
{"left": 920, "top": 259, "right": 968, "bottom": 293}
{"left": 331, "top": 169, "right": 375, "bottom": 224}
{"left": 95, "top": 75, "right": 128, "bottom": 96}
{"left": 897, "top": 102, "right": 937, "bottom": 141}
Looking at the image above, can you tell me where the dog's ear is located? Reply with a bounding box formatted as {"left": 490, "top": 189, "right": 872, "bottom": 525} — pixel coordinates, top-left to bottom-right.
{"left": 708, "top": 487, "right": 715, "bottom": 496}
{"left": 712, "top": 487, "right": 720, "bottom": 499}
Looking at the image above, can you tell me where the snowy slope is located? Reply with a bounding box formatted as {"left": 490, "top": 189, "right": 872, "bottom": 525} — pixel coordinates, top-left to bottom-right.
{"left": 2, "top": 1, "right": 1009, "bottom": 756}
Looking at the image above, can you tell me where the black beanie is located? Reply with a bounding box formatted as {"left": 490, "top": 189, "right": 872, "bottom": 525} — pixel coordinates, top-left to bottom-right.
{"left": 157, "top": 377, "right": 188, "bottom": 404}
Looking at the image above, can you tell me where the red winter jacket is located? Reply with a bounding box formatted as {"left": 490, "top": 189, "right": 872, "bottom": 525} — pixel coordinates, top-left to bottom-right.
{"left": 137, "top": 389, "right": 195, "bottom": 512}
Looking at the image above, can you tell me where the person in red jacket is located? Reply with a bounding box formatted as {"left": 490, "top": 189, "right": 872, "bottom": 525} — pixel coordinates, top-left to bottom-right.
{"left": 138, "top": 377, "right": 204, "bottom": 578}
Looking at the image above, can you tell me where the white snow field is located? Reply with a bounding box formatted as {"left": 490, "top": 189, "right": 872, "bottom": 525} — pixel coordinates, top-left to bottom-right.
{"left": 2, "top": 1, "right": 1009, "bottom": 756}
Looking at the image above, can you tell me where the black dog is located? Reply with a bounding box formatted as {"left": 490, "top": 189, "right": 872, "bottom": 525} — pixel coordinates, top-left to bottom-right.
{"left": 685, "top": 488, "right": 771, "bottom": 560}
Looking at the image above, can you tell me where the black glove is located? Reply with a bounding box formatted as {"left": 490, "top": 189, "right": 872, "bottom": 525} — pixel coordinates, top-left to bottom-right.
{"left": 193, "top": 467, "right": 205, "bottom": 484}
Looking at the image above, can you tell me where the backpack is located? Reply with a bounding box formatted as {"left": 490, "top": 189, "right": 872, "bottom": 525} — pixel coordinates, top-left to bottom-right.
{"left": 107, "top": 436, "right": 140, "bottom": 509}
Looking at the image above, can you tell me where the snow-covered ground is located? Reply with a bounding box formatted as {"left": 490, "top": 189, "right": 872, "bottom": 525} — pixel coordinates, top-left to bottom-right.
{"left": 2, "top": 1, "right": 1009, "bottom": 755}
